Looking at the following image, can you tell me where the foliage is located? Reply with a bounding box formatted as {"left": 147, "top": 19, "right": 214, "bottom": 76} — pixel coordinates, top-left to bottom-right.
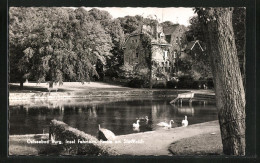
{"left": 185, "top": 8, "right": 245, "bottom": 81}
{"left": 127, "top": 78, "right": 147, "bottom": 88}
{"left": 160, "top": 21, "right": 174, "bottom": 29}
{"left": 177, "top": 75, "right": 194, "bottom": 88}
{"left": 166, "top": 80, "right": 178, "bottom": 88}
{"left": 118, "top": 15, "right": 142, "bottom": 34}
{"left": 232, "top": 8, "right": 246, "bottom": 82}
{"left": 9, "top": 7, "right": 116, "bottom": 85}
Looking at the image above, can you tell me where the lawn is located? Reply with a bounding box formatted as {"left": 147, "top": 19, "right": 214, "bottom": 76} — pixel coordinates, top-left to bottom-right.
{"left": 168, "top": 130, "right": 223, "bottom": 155}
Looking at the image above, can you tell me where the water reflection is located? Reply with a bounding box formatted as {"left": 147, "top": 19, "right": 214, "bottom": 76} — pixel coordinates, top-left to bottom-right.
{"left": 9, "top": 97, "right": 218, "bottom": 136}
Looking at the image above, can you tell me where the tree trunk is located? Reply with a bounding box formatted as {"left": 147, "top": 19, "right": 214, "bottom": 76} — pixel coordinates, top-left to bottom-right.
{"left": 149, "top": 64, "right": 153, "bottom": 89}
{"left": 198, "top": 8, "right": 245, "bottom": 155}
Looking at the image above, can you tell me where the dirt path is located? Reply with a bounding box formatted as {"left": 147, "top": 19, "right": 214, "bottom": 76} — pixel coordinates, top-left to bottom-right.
{"left": 112, "top": 120, "right": 220, "bottom": 156}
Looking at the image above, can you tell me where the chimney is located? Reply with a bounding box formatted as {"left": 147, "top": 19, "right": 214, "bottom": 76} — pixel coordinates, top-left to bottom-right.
{"left": 155, "top": 23, "right": 158, "bottom": 40}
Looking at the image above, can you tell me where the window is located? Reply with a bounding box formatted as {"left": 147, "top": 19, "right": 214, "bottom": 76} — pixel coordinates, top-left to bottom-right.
{"left": 164, "top": 51, "right": 168, "bottom": 60}
{"left": 132, "top": 40, "right": 134, "bottom": 43}
{"left": 136, "top": 52, "right": 138, "bottom": 58}
{"left": 165, "top": 35, "right": 171, "bottom": 43}
{"left": 173, "top": 51, "right": 177, "bottom": 59}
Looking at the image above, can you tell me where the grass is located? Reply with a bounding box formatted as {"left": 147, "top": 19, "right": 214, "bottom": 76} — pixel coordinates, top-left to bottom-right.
{"left": 168, "top": 130, "right": 223, "bottom": 155}
{"left": 9, "top": 82, "right": 132, "bottom": 93}
{"left": 9, "top": 134, "right": 64, "bottom": 155}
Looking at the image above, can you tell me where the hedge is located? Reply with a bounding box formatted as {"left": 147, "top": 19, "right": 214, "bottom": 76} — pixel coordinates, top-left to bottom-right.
{"left": 49, "top": 119, "right": 118, "bottom": 156}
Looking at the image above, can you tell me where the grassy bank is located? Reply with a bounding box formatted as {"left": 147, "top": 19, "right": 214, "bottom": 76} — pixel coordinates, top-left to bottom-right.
{"left": 9, "top": 82, "right": 215, "bottom": 103}
{"left": 9, "top": 121, "right": 221, "bottom": 156}
{"left": 168, "top": 130, "right": 223, "bottom": 155}
{"left": 9, "top": 134, "right": 63, "bottom": 155}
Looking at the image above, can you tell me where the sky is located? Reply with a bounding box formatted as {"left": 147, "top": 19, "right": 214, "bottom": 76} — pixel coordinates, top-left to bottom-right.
{"left": 83, "top": 7, "right": 196, "bottom": 26}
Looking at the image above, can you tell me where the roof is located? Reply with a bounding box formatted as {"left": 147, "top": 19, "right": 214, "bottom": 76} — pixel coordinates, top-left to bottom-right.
{"left": 163, "top": 24, "right": 179, "bottom": 35}
{"left": 122, "top": 33, "right": 141, "bottom": 48}
{"left": 185, "top": 40, "right": 204, "bottom": 51}
{"left": 151, "top": 38, "right": 171, "bottom": 46}
{"left": 122, "top": 31, "right": 171, "bottom": 48}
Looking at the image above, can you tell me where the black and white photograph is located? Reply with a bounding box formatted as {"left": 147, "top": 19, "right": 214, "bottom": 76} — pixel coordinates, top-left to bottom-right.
{"left": 8, "top": 6, "right": 249, "bottom": 156}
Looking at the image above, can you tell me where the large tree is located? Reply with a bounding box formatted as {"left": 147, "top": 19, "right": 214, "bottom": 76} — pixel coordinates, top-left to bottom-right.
{"left": 9, "top": 7, "right": 115, "bottom": 86}
{"left": 196, "top": 8, "right": 245, "bottom": 155}
{"left": 185, "top": 8, "right": 246, "bottom": 81}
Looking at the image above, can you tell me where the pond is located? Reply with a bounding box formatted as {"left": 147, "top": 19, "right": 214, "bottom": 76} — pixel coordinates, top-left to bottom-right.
{"left": 9, "top": 97, "right": 218, "bottom": 137}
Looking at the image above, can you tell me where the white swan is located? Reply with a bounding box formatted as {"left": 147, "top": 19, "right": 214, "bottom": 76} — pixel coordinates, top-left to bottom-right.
{"left": 133, "top": 120, "right": 140, "bottom": 128}
{"left": 182, "top": 116, "right": 188, "bottom": 127}
{"left": 157, "top": 120, "right": 174, "bottom": 128}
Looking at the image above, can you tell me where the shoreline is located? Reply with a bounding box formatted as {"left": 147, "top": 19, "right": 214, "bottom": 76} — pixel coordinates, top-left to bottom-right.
{"left": 9, "top": 120, "right": 220, "bottom": 156}
{"left": 9, "top": 89, "right": 215, "bottom": 105}
{"left": 9, "top": 82, "right": 215, "bottom": 103}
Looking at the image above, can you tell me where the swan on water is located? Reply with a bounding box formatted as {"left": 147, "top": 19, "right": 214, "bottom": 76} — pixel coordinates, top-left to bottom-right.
{"left": 157, "top": 120, "right": 174, "bottom": 128}
{"left": 137, "top": 116, "right": 149, "bottom": 122}
{"left": 133, "top": 119, "right": 140, "bottom": 128}
{"left": 182, "top": 116, "right": 188, "bottom": 127}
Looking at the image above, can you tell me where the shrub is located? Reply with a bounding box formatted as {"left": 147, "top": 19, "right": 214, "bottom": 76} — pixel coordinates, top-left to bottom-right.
{"left": 167, "top": 80, "right": 178, "bottom": 88}
{"left": 128, "top": 78, "right": 146, "bottom": 88}
{"left": 153, "top": 82, "right": 166, "bottom": 89}
{"left": 207, "top": 78, "right": 214, "bottom": 89}
{"left": 192, "top": 81, "right": 200, "bottom": 89}
{"left": 177, "top": 76, "right": 194, "bottom": 88}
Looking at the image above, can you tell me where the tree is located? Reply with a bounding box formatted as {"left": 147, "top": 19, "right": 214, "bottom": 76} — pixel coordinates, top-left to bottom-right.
{"left": 9, "top": 7, "right": 43, "bottom": 88}
{"left": 9, "top": 7, "right": 114, "bottom": 86}
{"left": 118, "top": 15, "right": 143, "bottom": 34}
{"left": 185, "top": 8, "right": 246, "bottom": 81}
{"left": 196, "top": 8, "right": 245, "bottom": 155}
{"left": 232, "top": 8, "right": 246, "bottom": 87}
{"left": 160, "top": 21, "right": 174, "bottom": 29}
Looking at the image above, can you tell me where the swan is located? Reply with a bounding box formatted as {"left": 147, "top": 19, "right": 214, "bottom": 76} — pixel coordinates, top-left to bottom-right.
{"left": 137, "top": 116, "right": 149, "bottom": 122}
{"left": 182, "top": 116, "right": 188, "bottom": 127}
{"left": 133, "top": 120, "right": 140, "bottom": 128}
{"left": 157, "top": 120, "right": 174, "bottom": 128}
{"left": 144, "top": 116, "right": 149, "bottom": 122}
{"left": 98, "top": 124, "right": 116, "bottom": 140}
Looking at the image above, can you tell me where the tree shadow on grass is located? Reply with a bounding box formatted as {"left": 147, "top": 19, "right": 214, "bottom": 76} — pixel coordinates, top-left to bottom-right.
{"left": 9, "top": 84, "right": 67, "bottom": 93}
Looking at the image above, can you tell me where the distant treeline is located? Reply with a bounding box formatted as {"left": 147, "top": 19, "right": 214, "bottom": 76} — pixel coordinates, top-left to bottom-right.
{"left": 9, "top": 7, "right": 159, "bottom": 85}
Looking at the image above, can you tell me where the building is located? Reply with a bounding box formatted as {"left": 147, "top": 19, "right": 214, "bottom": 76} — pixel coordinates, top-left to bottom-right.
{"left": 122, "top": 23, "right": 187, "bottom": 83}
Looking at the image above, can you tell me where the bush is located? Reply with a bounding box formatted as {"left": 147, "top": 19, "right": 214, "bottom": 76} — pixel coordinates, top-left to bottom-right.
{"left": 167, "top": 80, "right": 178, "bottom": 88}
{"left": 207, "top": 78, "right": 214, "bottom": 89}
{"left": 192, "top": 81, "right": 200, "bottom": 89}
{"left": 177, "top": 76, "right": 194, "bottom": 88}
{"left": 128, "top": 78, "right": 146, "bottom": 88}
{"left": 153, "top": 82, "right": 166, "bottom": 88}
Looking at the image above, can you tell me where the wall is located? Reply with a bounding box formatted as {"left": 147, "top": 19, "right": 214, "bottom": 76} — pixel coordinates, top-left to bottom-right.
{"left": 169, "top": 25, "right": 188, "bottom": 52}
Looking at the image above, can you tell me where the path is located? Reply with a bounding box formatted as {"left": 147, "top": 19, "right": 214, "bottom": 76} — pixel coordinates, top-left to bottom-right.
{"left": 112, "top": 120, "right": 220, "bottom": 156}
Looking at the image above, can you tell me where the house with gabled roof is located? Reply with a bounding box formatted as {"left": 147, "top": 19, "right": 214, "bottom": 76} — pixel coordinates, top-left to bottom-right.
{"left": 122, "top": 23, "right": 175, "bottom": 82}
{"left": 122, "top": 23, "right": 188, "bottom": 83}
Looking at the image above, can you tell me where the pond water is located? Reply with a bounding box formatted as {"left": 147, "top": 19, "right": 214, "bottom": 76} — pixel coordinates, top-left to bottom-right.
{"left": 9, "top": 97, "right": 218, "bottom": 137}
